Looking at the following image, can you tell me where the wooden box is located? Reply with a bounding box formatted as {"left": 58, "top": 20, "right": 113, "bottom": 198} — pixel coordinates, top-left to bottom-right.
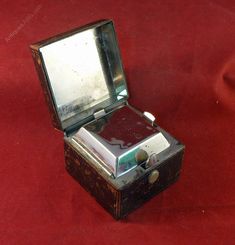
{"left": 30, "top": 20, "right": 185, "bottom": 219}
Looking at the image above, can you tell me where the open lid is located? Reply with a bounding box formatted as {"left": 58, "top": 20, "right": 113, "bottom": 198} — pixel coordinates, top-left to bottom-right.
{"left": 31, "top": 20, "right": 128, "bottom": 131}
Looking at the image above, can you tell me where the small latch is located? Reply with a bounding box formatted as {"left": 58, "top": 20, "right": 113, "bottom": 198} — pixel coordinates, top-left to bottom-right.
{"left": 94, "top": 109, "right": 106, "bottom": 119}
{"left": 143, "top": 111, "right": 156, "bottom": 126}
{"left": 126, "top": 103, "right": 156, "bottom": 126}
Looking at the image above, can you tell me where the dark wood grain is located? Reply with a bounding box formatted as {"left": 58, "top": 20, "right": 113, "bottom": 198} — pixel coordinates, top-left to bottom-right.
{"left": 64, "top": 139, "right": 184, "bottom": 219}
{"left": 31, "top": 49, "right": 62, "bottom": 130}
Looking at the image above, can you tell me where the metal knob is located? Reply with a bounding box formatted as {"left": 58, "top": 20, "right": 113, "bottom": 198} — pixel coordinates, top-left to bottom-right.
{"left": 135, "top": 149, "right": 148, "bottom": 165}
{"left": 148, "top": 170, "right": 159, "bottom": 184}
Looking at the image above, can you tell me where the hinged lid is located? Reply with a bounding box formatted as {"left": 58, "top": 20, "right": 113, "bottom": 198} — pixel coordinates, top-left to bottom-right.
{"left": 31, "top": 20, "right": 129, "bottom": 131}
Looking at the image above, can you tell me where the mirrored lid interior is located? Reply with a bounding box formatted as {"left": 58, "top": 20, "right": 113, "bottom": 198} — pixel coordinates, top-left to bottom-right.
{"left": 39, "top": 20, "right": 128, "bottom": 130}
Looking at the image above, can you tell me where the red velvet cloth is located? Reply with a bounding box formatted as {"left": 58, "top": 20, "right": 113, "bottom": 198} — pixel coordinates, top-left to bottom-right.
{"left": 1, "top": 0, "right": 235, "bottom": 244}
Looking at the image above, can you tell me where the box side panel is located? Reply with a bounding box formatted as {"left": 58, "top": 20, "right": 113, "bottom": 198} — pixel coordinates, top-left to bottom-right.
{"left": 31, "top": 49, "right": 61, "bottom": 130}
{"left": 120, "top": 148, "right": 184, "bottom": 218}
{"left": 64, "top": 140, "right": 121, "bottom": 219}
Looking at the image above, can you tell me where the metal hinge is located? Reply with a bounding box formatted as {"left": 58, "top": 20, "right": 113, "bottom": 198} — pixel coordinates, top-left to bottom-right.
{"left": 94, "top": 109, "right": 106, "bottom": 119}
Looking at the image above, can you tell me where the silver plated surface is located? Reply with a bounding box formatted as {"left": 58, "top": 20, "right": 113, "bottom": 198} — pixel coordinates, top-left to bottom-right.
{"left": 73, "top": 106, "right": 170, "bottom": 177}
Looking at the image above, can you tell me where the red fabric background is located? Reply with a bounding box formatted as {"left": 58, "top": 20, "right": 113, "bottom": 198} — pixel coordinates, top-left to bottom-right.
{"left": 1, "top": 0, "right": 235, "bottom": 244}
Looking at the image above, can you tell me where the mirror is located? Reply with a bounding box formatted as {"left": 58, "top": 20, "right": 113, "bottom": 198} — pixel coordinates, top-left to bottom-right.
{"left": 39, "top": 21, "right": 128, "bottom": 129}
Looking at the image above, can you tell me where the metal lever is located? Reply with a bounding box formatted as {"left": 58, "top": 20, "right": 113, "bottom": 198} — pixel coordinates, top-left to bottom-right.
{"left": 143, "top": 111, "right": 156, "bottom": 126}
{"left": 126, "top": 102, "right": 156, "bottom": 125}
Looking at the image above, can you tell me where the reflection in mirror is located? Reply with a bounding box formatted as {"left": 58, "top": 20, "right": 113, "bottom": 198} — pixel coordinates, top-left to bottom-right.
{"left": 39, "top": 22, "right": 128, "bottom": 129}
